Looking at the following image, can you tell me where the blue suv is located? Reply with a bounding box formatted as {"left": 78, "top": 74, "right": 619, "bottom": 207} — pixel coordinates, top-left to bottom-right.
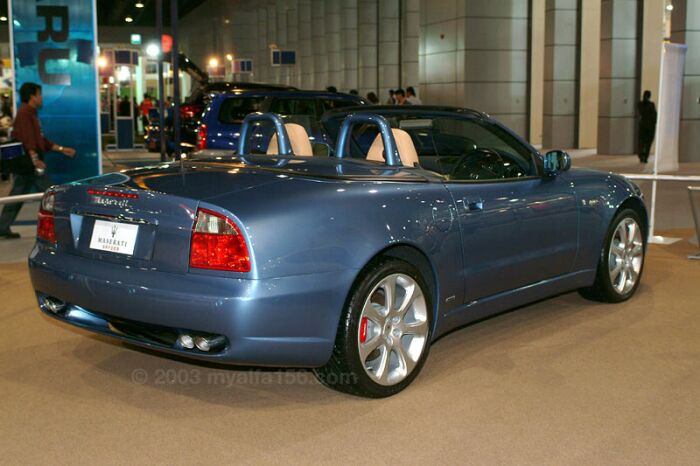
{"left": 197, "top": 90, "right": 366, "bottom": 153}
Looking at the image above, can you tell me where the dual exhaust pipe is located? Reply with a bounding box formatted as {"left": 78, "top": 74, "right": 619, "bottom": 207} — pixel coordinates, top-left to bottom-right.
{"left": 41, "top": 296, "right": 66, "bottom": 314}
{"left": 41, "top": 295, "right": 226, "bottom": 354}
{"left": 178, "top": 334, "right": 226, "bottom": 352}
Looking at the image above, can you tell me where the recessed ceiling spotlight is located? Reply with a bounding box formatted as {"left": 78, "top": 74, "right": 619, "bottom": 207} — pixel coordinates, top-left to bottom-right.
{"left": 666, "top": 4, "right": 674, "bottom": 11}
{"left": 125, "top": 16, "right": 133, "bottom": 23}
{"left": 0, "top": 16, "right": 7, "bottom": 22}
{"left": 135, "top": 2, "right": 145, "bottom": 7}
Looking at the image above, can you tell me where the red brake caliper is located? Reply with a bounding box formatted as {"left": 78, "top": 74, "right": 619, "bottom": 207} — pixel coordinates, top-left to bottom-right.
{"left": 359, "top": 317, "right": 368, "bottom": 343}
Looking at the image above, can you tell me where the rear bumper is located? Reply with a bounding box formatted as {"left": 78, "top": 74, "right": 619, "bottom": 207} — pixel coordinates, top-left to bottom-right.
{"left": 29, "top": 245, "right": 356, "bottom": 367}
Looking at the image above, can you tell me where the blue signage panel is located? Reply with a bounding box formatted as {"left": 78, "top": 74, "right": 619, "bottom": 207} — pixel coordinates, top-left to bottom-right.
{"left": 10, "top": 0, "right": 101, "bottom": 184}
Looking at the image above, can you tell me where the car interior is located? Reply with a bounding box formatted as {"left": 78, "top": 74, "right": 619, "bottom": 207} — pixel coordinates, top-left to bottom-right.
{"left": 322, "top": 115, "right": 539, "bottom": 181}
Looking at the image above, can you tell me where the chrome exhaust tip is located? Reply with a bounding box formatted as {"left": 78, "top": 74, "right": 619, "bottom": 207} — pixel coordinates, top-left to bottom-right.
{"left": 41, "top": 296, "right": 66, "bottom": 314}
{"left": 194, "top": 335, "right": 226, "bottom": 352}
{"left": 178, "top": 334, "right": 195, "bottom": 349}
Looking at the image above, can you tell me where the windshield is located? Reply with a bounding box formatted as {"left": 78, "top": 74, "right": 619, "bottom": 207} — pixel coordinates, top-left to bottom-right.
{"left": 323, "top": 114, "right": 539, "bottom": 179}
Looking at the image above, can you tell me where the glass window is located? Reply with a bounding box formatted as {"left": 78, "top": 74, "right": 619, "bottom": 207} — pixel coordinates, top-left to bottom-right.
{"left": 431, "top": 119, "right": 537, "bottom": 181}
{"left": 217, "top": 97, "right": 268, "bottom": 123}
{"left": 269, "top": 98, "right": 318, "bottom": 117}
{"left": 319, "top": 99, "right": 361, "bottom": 113}
{"left": 323, "top": 115, "right": 536, "bottom": 178}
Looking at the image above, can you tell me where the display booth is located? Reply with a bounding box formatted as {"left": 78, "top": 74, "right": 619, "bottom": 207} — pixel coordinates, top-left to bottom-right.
{"left": 99, "top": 49, "right": 140, "bottom": 150}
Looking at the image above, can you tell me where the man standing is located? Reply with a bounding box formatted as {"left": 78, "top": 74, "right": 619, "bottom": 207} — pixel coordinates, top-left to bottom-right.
{"left": 394, "top": 89, "right": 411, "bottom": 105}
{"left": 638, "top": 90, "right": 657, "bottom": 164}
{"left": 0, "top": 82, "right": 75, "bottom": 239}
{"left": 139, "top": 93, "right": 153, "bottom": 134}
{"left": 406, "top": 86, "right": 422, "bottom": 105}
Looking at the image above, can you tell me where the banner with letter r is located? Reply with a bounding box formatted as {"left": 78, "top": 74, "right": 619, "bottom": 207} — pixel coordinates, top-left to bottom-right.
{"left": 10, "top": 0, "right": 101, "bottom": 184}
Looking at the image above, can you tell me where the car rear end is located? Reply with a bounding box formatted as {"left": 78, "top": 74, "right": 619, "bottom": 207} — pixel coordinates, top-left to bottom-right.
{"left": 28, "top": 166, "right": 355, "bottom": 367}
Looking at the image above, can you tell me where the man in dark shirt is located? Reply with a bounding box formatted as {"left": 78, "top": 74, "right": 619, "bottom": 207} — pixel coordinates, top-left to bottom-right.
{"left": 638, "top": 90, "right": 657, "bottom": 164}
{"left": 0, "top": 82, "right": 75, "bottom": 239}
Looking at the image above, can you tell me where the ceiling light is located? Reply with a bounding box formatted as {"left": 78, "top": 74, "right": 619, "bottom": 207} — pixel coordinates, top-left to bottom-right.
{"left": 225, "top": 54, "right": 233, "bottom": 61}
{"left": 135, "top": 2, "right": 145, "bottom": 7}
{"left": 208, "top": 57, "right": 219, "bottom": 68}
{"left": 666, "top": 4, "right": 674, "bottom": 10}
{"left": 125, "top": 16, "right": 133, "bottom": 23}
{"left": 0, "top": 16, "right": 7, "bottom": 22}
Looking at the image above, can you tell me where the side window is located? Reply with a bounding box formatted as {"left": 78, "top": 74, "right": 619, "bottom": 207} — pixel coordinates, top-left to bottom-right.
{"left": 217, "top": 97, "right": 267, "bottom": 123}
{"left": 269, "top": 98, "right": 317, "bottom": 117}
{"left": 436, "top": 119, "right": 536, "bottom": 181}
{"left": 320, "top": 99, "right": 361, "bottom": 113}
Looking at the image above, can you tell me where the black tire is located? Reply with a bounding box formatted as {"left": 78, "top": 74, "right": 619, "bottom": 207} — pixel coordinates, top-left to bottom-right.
{"left": 314, "top": 258, "right": 433, "bottom": 398}
{"left": 579, "top": 208, "right": 646, "bottom": 303}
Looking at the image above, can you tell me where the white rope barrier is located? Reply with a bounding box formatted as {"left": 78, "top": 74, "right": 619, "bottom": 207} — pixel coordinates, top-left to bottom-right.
{"left": 619, "top": 173, "right": 700, "bottom": 246}
{"left": 0, "top": 192, "right": 43, "bottom": 205}
{"left": 620, "top": 174, "right": 700, "bottom": 182}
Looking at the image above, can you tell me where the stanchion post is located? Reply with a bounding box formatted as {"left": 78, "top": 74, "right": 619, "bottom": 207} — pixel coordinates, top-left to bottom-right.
{"left": 171, "top": 0, "right": 182, "bottom": 166}
{"left": 689, "top": 187, "right": 700, "bottom": 260}
{"left": 156, "top": 0, "right": 166, "bottom": 162}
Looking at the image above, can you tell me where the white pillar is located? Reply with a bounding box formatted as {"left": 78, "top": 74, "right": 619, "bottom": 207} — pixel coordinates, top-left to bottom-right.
{"left": 401, "top": 0, "right": 420, "bottom": 89}
{"left": 298, "top": 0, "right": 313, "bottom": 88}
{"left": 311, "top": 0, "right": 327, "bottom": 88}
{"left": 377, "top": 0, "right": 400, "bottom": 99}
{"left": 358, "top": 0, "right": 378, "bottom": 97}
{"left": 342, "top": 0, "right": 359, "bottom": 92}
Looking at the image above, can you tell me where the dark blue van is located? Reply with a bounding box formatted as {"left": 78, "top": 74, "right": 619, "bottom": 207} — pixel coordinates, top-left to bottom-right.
{"left": 197, "top": 90, "right": 366, "bottom": 153}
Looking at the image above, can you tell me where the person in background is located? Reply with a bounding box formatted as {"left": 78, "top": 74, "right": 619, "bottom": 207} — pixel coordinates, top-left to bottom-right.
{"left": 0, "top": 82, "right": 75, "bottom": 239}
{"left": 132, "top": 97, "right": 139, "bottom": 132}
{"left": 395, "top": 88, "right": 410, "bottom": 105}
{"left": 349, "top": 89, "right": 359, "bottom": 96}
{"left": 637, "top": 90, "right": 657, "bottom": 164}
{"left": 385, "top": 89, "right": 396, "bottom": 105}
{"left": 139, "top": 93, "right": 153, "bottom": 134}
{"left": 326, "top": 86, "right": 338, "bottom": 93}
{"left": 406, "top": 86, "right": 422, "bottom": 105}
{"left": 118, "top": 96, "right": 131, "bottom": 117}
{"left": 1, "top": 93, "right": 11, "bottom": 117}
{"left": 366, "top": 92, "right": 379, "bottom": 104}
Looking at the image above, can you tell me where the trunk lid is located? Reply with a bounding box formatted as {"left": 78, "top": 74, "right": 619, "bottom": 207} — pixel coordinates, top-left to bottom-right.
{"left": 52, "top": 161, "right": 286, "bottom": 273}
{"left": 51, "top": 158, "right": 428, "bottom": 273}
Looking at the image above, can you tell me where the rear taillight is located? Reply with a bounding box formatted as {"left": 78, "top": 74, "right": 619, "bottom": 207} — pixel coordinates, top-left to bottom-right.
{"left": 197, "top": 124, "right": 207, "bottom": 150}
{"left": 189, "top": 208, "right": 250, "bottom": 272}
{"left": 181, "top": 105, "right": 199, "bottom": 119}
{"left": 37, "top": 192, "right": 56, "bottom": 243}
{"left": 87, "top": 189, "right": 139, "bottom": 199}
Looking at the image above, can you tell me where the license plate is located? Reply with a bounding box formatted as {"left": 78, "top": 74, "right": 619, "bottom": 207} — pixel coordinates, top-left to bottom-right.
{"left": 89, "top": 220, "right": 139, "bottom": 255}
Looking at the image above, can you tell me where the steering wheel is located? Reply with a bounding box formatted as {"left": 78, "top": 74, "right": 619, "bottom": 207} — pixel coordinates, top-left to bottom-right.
{"left": 450, "top": 148, "right": 507, "bottom": 180}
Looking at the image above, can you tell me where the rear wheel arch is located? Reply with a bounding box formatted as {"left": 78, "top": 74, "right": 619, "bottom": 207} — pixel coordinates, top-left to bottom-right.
{"left": 349, "top": 244, "right": 439, "bottom": 332}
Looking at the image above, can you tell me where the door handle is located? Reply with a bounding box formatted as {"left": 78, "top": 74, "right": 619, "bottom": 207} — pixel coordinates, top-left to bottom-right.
{"left": 464, "top": 198, "right": 484, "bottom": 211}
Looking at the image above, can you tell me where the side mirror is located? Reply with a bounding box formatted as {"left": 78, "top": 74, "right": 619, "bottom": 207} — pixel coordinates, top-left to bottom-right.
{"left": 311, "top": 141, "right": 333, "bottom": 157}
{"left": 543, "top": 150, "right": 571, "bottom": 176}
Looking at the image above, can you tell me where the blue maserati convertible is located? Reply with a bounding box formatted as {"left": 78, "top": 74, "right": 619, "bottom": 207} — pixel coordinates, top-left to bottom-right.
{"left": 29, "top": 106, "right": 647, "bottom": 397}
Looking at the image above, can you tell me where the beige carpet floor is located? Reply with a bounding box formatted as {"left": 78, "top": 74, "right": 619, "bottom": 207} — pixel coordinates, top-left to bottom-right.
{"left": 0, "top": 232, "right": 699, "bottom": 465}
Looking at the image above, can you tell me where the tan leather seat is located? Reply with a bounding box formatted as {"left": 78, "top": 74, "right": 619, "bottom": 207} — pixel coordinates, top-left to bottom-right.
{"left": 366, "top": 128, "right": 419, "bottom": 167}
{"left": 266, "top": 123, "right": 313, "bottom": 156}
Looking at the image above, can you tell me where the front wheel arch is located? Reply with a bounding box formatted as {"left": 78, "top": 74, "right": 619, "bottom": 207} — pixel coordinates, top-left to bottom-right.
{"left": 617, "top": 196, "right": 648, "bottom": 240}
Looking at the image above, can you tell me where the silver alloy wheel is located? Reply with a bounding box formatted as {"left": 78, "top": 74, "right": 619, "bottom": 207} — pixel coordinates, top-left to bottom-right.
{"left": 608, "top": 217, "right": 644, "bottom": 295}
{"left": 357, "top": 273, "right": 429, "bottom": 386}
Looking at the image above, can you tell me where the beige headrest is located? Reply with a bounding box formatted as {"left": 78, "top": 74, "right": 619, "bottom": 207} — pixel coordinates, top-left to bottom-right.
{"left": 266, "top": 123, "right": 313, "bottom": 156}
{"left": 366, "top": 128, "right": 419, "bottom": 167}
